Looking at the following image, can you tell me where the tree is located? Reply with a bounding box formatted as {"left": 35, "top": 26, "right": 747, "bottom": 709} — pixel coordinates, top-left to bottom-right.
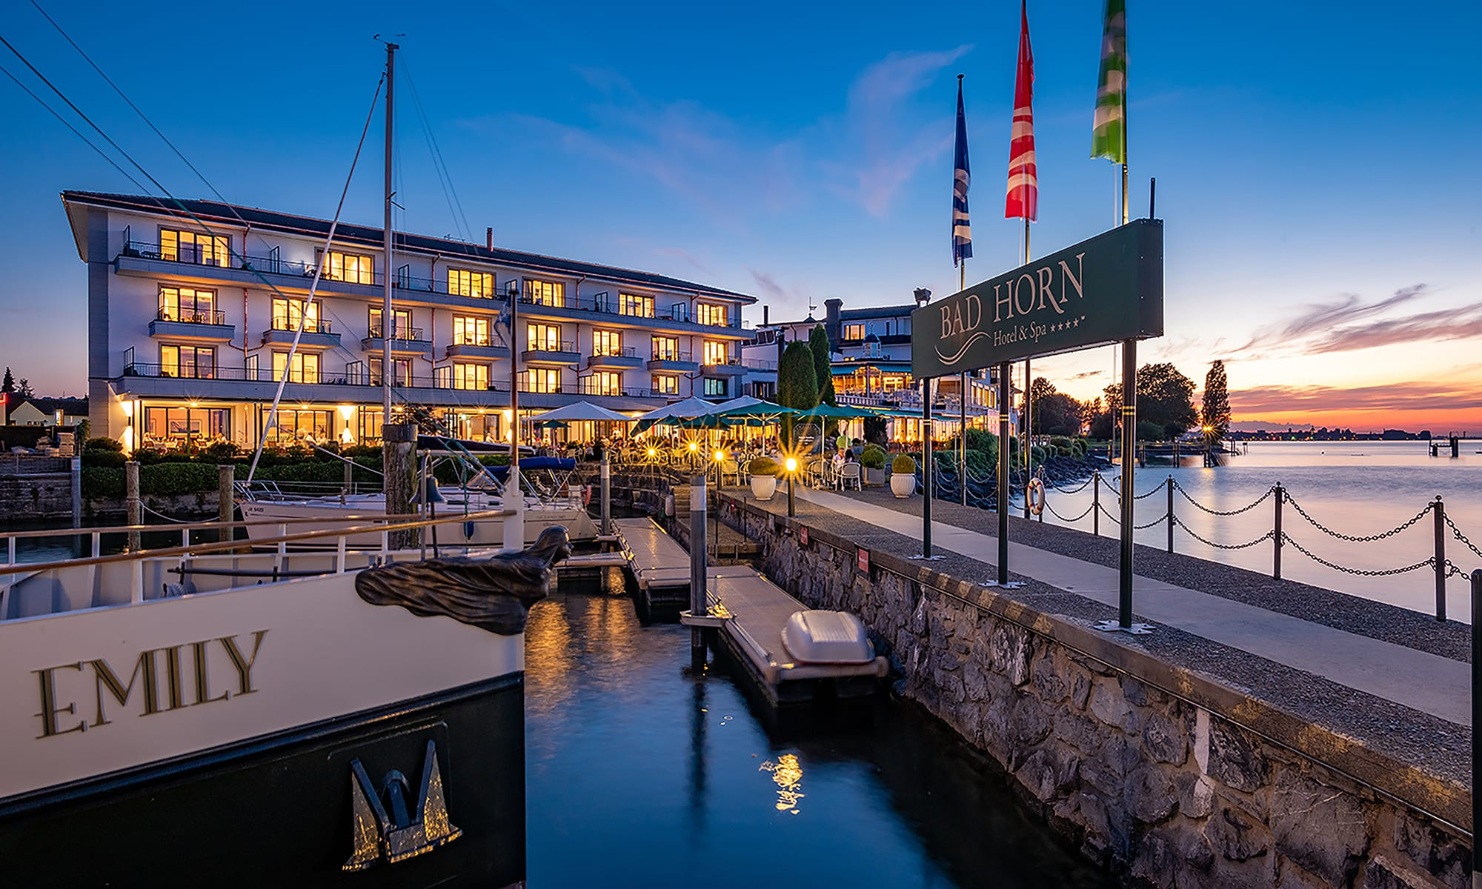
{"left": 777, "top": 341, "right": 819, "bottom": 446}
{"left": 1, "top": 367, "right": 12, "bottom": 394}
{"left": 1137, "top": 363, "right": 1198, "bottom": 439}
{"left": 1027, "top": 377, "right": 1082, "bottom": 436}
{"left": 1201, "top": 360, "right": 1231, "bottom": 441}
{"left": 16, "top": 378, "right": 34, "bottom": 400}
{"left": 807, "top": 325, "right": 836, "bottom": 406}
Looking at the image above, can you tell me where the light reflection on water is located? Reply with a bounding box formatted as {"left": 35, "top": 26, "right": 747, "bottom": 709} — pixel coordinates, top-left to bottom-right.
{"left": 1036, "top": 441, "right": 1482, "bottom": 619}
{"left": 524, "top": 573, "right": 1115, "bottom": 889}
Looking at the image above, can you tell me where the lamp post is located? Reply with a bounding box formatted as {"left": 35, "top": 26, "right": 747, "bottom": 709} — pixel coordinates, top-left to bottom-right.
{"left": 784, "top": 455, "right": 798, "bottom": 517}
{"left": 712, "top": 448, "right": 726, "bottom": 560}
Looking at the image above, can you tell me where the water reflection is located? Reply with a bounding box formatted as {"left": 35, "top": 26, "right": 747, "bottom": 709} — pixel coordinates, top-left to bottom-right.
{"left": 525, "top": 574, "right": 1115, "bottom": 889}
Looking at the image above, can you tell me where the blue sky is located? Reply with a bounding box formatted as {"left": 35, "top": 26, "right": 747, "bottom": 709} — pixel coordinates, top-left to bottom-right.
{"left": 1, "top": 1, "right": 1479, "bottom": 430}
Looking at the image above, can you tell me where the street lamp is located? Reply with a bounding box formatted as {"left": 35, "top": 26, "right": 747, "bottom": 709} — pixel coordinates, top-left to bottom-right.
{"left": 913, "top": 287, "right": 932, "bottom": 307}
{"left": 712, "top": 448, "right": 726, "bottom": 557}
{"left": 784, "top": 455, "right": 798, "bottom": 517}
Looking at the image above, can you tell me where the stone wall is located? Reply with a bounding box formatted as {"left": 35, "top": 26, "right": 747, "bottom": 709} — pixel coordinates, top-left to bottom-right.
{"left": 723, "top": 495, "right": 1471, "bottom": 889}
{"left": 0, "top": 474, "right": 74, "bottom": 520}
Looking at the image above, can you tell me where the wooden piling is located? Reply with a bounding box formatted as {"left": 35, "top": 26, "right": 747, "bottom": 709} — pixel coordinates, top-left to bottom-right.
{"left": 125, "top": 460, "right": 141, "bottom": 551}
{"left": 382, "top": 422, "right": 417, "bottom": 550}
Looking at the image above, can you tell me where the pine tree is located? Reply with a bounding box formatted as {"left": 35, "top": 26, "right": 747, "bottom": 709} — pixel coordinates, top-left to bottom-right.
{"left": 1202, "top": 360, "right": 1231, "bottom": 441}
{"left": 1, "top": 367, "right": 13, "bottom": 394}
{"left": 777, "top": 341, "right": 819, "bottom": 447}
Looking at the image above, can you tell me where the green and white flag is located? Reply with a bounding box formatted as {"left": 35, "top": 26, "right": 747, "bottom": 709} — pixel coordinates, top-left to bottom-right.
{"left": 1091, "top": 0, "right": 1126, "bottom": 163}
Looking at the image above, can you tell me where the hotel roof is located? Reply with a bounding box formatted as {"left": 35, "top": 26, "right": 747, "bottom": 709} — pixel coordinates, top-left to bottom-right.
{"left": 61, "top": 191, "right": 756, "bottom": 303}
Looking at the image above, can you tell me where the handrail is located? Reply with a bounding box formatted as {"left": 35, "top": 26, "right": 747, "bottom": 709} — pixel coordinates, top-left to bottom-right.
{"left": 0, "top": 511, "right": 436, "bottom": 543}
{"left": 3, "top": 509, "right": 514, "bottom": 576}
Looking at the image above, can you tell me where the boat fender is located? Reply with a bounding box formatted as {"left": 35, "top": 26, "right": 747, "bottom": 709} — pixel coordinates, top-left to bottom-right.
{"left": 1025, "top": 477, "right": 1046, "bottom": 516}
{"left": 664, "top": 493, "right": 675, "bottom": 516}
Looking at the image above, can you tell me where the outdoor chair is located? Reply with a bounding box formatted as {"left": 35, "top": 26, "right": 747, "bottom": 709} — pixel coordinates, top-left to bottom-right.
{"left": 721, "top": 459, "right": 745, "bottom": 487}
{"left": 837, "top": 462, "right": 862, "bottom": 491}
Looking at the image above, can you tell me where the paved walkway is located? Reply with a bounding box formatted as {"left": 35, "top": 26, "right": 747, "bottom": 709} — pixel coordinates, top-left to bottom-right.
{"left": 797, "top": 487, "right": 1472, "bottom": 726}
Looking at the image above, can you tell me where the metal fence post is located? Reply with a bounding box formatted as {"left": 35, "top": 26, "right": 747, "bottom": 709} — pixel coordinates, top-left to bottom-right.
{"left": 1166, "top": 476, "right": 1174, "bottom": 553}
{"left": 1434, "top": 496, "right": 1446, "bottom": 622}
{"left": 1472, "top": 569, "right": 1481, "bottom": 888}
{"left": 1273, "top": 483, "right": 1283, "bottom": 580}
{"left": 1092, "top": 471, "right": 1100, "bottom": 537}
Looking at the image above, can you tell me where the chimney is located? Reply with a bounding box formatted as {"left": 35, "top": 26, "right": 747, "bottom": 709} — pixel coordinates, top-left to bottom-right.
{"left": 763, "top": 305, "right": 769, "bottom": 326}
{"left": 486, "top": 227, "right": 493, "bottom": 250}
{"left": 824, "top": 298, "right": 843, "bottom": 349}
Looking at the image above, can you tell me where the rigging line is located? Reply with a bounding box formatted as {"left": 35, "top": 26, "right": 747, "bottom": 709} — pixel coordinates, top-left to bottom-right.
{"left": 28, "top": 0, "right": 229, "bottom": 209}
{"left": 401, "top": 56, "right": 472, "bottom": 243}
{"left": 0, "top": 60, "right": 145, "bottom": 191}
{"left": 0, "top": 25, "right": 391, "bottom": 325}
{"left": 247, "top": 75, "right": 386, "bottom": 485}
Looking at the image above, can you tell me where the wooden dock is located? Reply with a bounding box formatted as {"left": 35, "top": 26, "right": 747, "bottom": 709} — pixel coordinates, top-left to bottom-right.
{"left": 614, "top": 517, "right": 693, "bottom": 617}
{"left": 682, "top": 567, "right": 887, "bottom": 706}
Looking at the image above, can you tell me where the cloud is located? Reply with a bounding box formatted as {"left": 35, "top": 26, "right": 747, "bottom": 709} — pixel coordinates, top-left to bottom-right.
{"left": 1231, "top": 379, "right": 1482, "bottom": 415}
{"left": 1229, "top": 284, "right": 1477, "bottom": 357}
{"left": 826, "top": 46, "right": 971, "bottom": 216}
{"left": 749, "top": 268, "right": 787, "bottom": 302}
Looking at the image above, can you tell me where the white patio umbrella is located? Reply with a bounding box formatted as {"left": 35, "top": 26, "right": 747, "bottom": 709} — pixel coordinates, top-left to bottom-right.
{"left": 528, "top": 401, "right": 635, "bottom": 423}
{"left": 632, "top": 396, "right": 718, "bottom": 423}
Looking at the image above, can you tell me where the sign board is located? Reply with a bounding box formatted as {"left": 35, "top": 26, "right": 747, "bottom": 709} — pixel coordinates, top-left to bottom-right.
{"left": 799, "top": 526, "right": 809, "bottom": 547}
{"left": 911, "top": 220, "right": 1163, "bottom": 377}
{"left": 856, "top": 547, "right": 870, "bottom": 574}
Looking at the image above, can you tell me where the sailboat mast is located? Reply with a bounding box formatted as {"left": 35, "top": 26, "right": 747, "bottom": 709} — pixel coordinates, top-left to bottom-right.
{"left": 382, "top": 41, "right": 397, "bottom": 423}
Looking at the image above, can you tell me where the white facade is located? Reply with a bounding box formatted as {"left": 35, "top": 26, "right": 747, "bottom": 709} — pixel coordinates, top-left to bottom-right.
{"left": 64, "top": 192, "right": 757, "bottom": 450}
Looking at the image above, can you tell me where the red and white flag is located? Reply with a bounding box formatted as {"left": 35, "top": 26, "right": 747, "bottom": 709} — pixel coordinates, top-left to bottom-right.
{"left": 1005, "top": 0, "right": 1037, "bottom": 221}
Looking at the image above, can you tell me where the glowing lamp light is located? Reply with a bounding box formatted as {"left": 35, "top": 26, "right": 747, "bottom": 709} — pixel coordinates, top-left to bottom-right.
{"left": 688, "top": 441, "right": 699, "bottom": 453}
{"left": 338, "top": 404, "right": 356, "bottom": 420}
{"left": 784, "top": 456, "right": 798, "bottom": 474}
{"left": 647, "top": 447, "right": 657, "bottom": 458}
{"left": 340, "top": 428, "right": 355, "bottom": 444}
{"left": 713, "top": 449, "right": 726, "bottom": 463}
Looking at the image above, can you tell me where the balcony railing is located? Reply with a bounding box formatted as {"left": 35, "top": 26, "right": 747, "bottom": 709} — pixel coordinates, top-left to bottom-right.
{"left": 525, "top": 340, "right": 576, "bottom": 353}
{"left": 591, "top": 346, "right": 639, "bottom": 359}
{"left": 122, "top": 361, "right": 513, "bottom": 392}
{"left": 271, "top": 315, "right": 333, "bottom": 334}
{"left": 156, "top": 307, "right": 226, "bottom": 325}
{"left": 743, "top": 358, "right": 777, "bottom": 371}
{"left": 650, "top": 349, "right": 693, "bottom": 363}
{"left": 122, "top": 241, "right": 232, "bottom": 268}
{"left": 367, "top": 325, "right": 425, "bottom": 341}
{"left": 577, "top": 379, "right": 659, "bottom": 399}
{"left": 452, "top": 335, "right": 495, "bottom": 347}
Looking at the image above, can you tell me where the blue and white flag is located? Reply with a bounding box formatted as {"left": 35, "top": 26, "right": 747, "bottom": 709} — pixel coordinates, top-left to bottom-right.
{"left": 952, "top": 76, "right": 973, "bottom": 267}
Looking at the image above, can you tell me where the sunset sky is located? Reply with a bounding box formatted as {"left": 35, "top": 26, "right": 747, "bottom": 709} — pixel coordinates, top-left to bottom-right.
{"left": 1, "top": 1, "right": 1478, "bottom": 432}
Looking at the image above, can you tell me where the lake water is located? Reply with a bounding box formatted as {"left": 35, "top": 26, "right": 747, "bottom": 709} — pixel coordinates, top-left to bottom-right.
{"left": 524, "top": 573, "right": 1115, "bottom": 888}
{"left": 1031, "top": 440, "right": 1482, "bottom": 620}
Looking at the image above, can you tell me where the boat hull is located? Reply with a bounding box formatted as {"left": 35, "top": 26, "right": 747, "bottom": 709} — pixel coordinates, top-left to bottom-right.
{"left": 0, "top": 676, "right": 526, "bottom": 888}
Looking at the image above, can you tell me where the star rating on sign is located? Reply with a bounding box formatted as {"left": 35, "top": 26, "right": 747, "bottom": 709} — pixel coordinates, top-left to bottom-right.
{"left": 1046, "top": 316, "right": 1085, "bottom": 334}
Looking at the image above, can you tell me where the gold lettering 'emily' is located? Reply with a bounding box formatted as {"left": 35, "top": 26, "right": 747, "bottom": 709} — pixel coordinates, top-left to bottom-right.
{"left": 32, "top": 630, "right": 270, "bottom": 739}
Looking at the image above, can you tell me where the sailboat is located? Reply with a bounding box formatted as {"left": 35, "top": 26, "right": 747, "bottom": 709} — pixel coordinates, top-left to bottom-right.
{"left": 0, "top": 45, "right": 535, "bottom": 887}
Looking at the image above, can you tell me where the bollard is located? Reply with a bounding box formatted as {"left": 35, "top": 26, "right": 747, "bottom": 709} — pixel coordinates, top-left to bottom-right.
{"left": 218, "top": 464, "right": 235, "bottom": 545}
{"left": 600, "top": 453, "right": 612, "bottom": 537}
{"left": 343, "top": 458, "right": 354, "bottom": 497}
{"left": 1471, "top": 569, "right": 1481, "bottom": 888}
{"left": 125, "top": 460, "right": 141, "bottom": 552}
{"left": 382, "top": 422, "right": 418, "bottom": 550}
{"left": 70, "top": 456, "right": 82, "bottom": 529}
{"left": 1092, "top": 471, "right": 1100, "bottom": 537}
{"left": 1272, "top": 483, "right": 1284, "bottom": 580}
{"left": 1434, "top": 497, "right": 1447, "bottom": 622}
{"left": 689, "top": 474, "right": 707, "bottom": 672}
{"left": 1166, "top": 477, "right": 1174, "bottom": 553}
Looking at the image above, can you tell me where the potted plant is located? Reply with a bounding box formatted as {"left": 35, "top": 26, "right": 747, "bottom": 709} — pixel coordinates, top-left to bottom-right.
{"left": 749, "top": 456, "right": 781, "bottom": 501}
{"left": 859, "top": 444, "right": 887, "bottom": 486}
{"left": 890, "top": 454, "right": 916, "bottom": 498}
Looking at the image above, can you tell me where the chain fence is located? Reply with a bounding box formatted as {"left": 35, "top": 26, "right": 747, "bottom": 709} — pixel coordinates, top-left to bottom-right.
{"left": 1279, "top": 532, "right": 1436, "bottom": 578}
{"left": 1169, "top": 517, "right": 1274, "bottom": 551}
{"left": 1172, "top": 481, "right": 1274, "bottom": 516}
{"left": 1283, "top": 493, "right": 1434, "bottom": 544}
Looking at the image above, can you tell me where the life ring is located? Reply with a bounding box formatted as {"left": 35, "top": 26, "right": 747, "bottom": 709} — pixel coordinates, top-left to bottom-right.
{"left": 1025, "top": 478, "right": 1046, "bottom": 516}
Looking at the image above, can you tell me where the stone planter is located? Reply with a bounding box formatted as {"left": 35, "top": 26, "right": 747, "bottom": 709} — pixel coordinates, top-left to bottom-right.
{"left": 750, "top": 473, "right": 778, "bottom": 501}
{"left": 889, "top": 472, "right": 915, "bottom": 498}
{"left": 863, "top": 467, "right": 885, "bottom": 487}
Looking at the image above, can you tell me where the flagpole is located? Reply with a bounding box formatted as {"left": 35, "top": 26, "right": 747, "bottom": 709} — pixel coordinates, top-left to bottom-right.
{"left": 1115, "top": 0, "right": 1136, "bottom": 630}
{"left": 1022, "top": 217, "right": 1032, "bottom": 517}
{"left": 960, "top": 259, "right": 968, "bottom": 507}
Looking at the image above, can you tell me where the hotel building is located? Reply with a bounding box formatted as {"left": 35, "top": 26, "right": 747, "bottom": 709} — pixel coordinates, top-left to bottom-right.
{"left": 63, "top": 192, "right": 758, "bottom": 451}
{"left": 743, "top": 297, "right": 1001, "bottom": 438}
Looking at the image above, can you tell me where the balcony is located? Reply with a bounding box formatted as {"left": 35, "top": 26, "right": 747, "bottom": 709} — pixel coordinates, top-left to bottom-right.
{"left": 647, "top": 350, "right": 699, "bottom": 372}
{"left": 743, "top": 358, "right": 778, "bottom": 372}
{"left": 522, "top": 340, "right": 580, "bottom": 366}
{"left": 261, "top": 316, "right": 341, "bottom": 349}
{"left": 117, "top": 360, "right": 514, "bottom": 403}
{"left": 576, "top": 378, "right": 660, "bottom": 399}
{"left": 587, "top": 346, "right": 643, "bottom": 369}
{"left": 148, "top": 308, "right": 235, "bottom": 342}
{"left": 701, "top": 358, "right": 748, "bottom": 376}
{"left": 361, "top": 325, "right": 432, "bottom": 357}
{"left": 444, "top": 340, "right": 511, "bottom": 361}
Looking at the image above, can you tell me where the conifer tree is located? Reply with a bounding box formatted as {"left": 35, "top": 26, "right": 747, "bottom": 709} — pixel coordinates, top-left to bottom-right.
{"left": 1202, "top": 360, "right": 1231, "bottom": 441}
{"left": 807, "top": 325, "right": 836, "bottom": 406}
